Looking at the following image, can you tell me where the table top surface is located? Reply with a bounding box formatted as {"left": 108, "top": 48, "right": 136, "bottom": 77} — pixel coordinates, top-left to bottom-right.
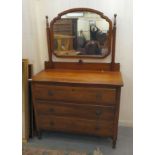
{"left": 32, "top": 69, "right": 124, "bottom": 87}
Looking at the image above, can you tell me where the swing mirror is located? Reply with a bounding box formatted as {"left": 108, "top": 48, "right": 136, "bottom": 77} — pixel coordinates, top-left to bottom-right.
{"left": 50, "top": 9, "right": 113, "bottom": 58}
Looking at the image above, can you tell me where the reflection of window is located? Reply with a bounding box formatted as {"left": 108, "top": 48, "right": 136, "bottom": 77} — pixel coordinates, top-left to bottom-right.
{"left": 89, "top": 20, "right": 96, "bottom": 26}
{"left": 66, "top": 12, "right": 84, "bottom": 17}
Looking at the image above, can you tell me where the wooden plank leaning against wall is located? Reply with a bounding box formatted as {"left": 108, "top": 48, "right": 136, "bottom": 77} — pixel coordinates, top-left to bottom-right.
{"left": 22, "top": 59, "right": 33, "bottom": 143}
{"left": 22, "top": 59, "right": 29, "bottom": 143}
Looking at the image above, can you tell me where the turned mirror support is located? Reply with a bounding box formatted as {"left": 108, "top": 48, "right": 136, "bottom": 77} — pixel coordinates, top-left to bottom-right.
{"left": 111, "top": 14, "right": 117, "bottom": 71}
{"left": 46, "top": 16, "right": 52, "bottom": 61}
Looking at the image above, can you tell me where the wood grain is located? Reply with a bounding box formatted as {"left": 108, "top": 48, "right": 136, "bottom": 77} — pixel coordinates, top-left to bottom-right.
{"left": 35, "top": 101, "right": 115, "bottom": 120}
{"left": 33, "top": 84, "right": 116, "bottom": 105}
{"left": 45, "top": 61, "right": 120, "bottom": 71}
{"left": 39, "top": 115, "right": 114, "bottom": 136}
{"left": 32, "top": 69, "right": 123, "bottom": 87}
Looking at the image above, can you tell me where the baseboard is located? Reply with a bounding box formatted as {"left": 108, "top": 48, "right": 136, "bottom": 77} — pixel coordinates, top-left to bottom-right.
{"left": 119, "top": 120, "right": 133, "bottom": 127}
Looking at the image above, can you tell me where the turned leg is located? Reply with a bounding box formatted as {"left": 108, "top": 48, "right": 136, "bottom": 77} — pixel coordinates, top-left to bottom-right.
{"left": 37, "top": 130, "right": 42, "bottom": 139}
{"left": 112, "top": 139, "right": 116, "bottom": 149}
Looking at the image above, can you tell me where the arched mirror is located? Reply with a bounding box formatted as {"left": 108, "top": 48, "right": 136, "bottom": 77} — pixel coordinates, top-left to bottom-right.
{"left": 48, "top": 8, "right": 113, "bottom": 59}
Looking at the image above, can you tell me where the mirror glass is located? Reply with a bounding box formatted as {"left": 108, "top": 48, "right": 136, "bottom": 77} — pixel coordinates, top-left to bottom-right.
{"left": 53, "top": 12, "right": 110, "bottom": 58}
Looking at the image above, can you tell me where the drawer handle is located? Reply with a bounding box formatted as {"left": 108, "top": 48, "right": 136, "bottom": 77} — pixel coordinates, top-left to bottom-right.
{"left": 50, "top": 122, "right": 54, "bottom": 126}
{"left": 96, "top": 109, "right": 102, "bottom": 116}
{"left": 49, "top": 108, "right": 54, "bottom": 113}
{"left": 96, "top": 93, "right": 102, "bottom": 100}
{"left": 95, "top": 126, "right": 100, "bottom": 131}
{"left": 48, "top": 91, "right": 53, "bottom": 96}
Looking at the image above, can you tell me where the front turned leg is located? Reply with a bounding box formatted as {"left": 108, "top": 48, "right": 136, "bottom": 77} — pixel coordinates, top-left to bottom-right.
{"left": 37, "top": 130, "right": 42, "bottom": 139}
{"left": 112, "top": 139, "right": 116, "bottom": 149}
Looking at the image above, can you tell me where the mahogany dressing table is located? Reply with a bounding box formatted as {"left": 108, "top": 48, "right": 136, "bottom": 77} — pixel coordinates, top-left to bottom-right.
{"left": 31, "top": 8, "right": 123, "bottom": 148}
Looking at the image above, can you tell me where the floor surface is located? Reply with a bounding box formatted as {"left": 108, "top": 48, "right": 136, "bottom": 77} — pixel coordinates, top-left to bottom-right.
{"left": 24, "top": 126, "right": 133, "bottom": 155}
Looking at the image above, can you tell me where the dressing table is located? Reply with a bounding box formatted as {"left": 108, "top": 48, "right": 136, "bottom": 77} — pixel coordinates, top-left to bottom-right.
{"left": 32, "top": 8, "right": 123, "bottom": 148}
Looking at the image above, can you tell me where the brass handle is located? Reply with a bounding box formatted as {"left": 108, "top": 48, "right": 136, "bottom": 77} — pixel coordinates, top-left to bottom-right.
{"left": 48, "top": 91, "right": 53, "bottom": 96}
{"left": 50, "top": 122, "right": 54, "bottom": 126}
{"left": 49, "top": 108, "right": 54, "bottom": 113}
{"left": 96, "top": 93, "right": 102, "bottom": 101}
{"left": 96, "top": 109, "right": 102, "bottom": 116}
{"left": 95, "top": 126, "right": 100, "bottom": 130}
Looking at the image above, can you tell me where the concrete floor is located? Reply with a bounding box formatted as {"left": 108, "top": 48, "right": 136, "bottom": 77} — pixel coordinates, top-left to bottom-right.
{"left": 24, "top": 126, "right": 133, "bottom": 155}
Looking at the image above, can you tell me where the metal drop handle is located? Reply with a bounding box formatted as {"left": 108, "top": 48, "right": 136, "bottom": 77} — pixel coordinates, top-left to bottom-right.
{"left": 50, "top": 122, "right": 54, "bottom": 126}
{"left": 95, "top": 126, "right": 100, "bottom": 130}
{"left": 96, "top": 109, "right": 102, "bottom": 116}
{"left": 49, "top": 108, "right": 54, "bottom": 113}
{"left": 48, "top": 90, "right": 53, "bottom": 96}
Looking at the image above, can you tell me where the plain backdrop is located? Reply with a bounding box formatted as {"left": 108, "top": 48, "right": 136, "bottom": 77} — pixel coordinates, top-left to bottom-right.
{"left": 22, "top": 0, "right": 133, "bottom": 127}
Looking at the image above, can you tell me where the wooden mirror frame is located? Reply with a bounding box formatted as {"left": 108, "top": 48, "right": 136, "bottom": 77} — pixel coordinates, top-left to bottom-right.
{"left": 45, "top": 8, "right": 118, "bottom": 71}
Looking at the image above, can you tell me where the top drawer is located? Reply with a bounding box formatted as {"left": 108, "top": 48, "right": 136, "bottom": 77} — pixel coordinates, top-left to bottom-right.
{"left": 33, "top": 84, "right": 116, "bottom": 105}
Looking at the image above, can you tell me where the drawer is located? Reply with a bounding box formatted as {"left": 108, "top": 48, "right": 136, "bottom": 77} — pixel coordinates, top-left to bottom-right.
{"left": 54, "top": 19, "right": 72, "bottom": 24}
{"left": 54, "top": 25, "right": 72, "bottom": 31}
{"left": 38, "top": 116, "right": 114, "bottom": 136}
{"left": 35, "top": 101, "right": 115, "bottom": 120}
{"left": 33, "top": 84, "right": 116, "bottom": 105}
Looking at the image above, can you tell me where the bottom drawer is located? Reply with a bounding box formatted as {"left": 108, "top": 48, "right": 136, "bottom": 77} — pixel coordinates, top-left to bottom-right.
{"left": 38, "top": 116, "right": 114, "bottom": 136}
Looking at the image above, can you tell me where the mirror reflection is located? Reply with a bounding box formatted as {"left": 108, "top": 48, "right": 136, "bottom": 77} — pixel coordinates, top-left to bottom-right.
{"left": 53, "top": 12, "right": 110, "bottom": 57}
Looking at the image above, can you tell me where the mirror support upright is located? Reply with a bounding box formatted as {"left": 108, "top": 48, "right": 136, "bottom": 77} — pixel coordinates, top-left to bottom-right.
{"left": 46, "top": 16, "right": 52, "bottom": 62}
{"left": 111, "top": 14, "right": 117, "bottom": 71}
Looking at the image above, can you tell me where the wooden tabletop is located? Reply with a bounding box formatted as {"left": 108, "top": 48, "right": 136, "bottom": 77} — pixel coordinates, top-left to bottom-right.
{"left": 32, "top": 69, "right": 123, "bottom": 87}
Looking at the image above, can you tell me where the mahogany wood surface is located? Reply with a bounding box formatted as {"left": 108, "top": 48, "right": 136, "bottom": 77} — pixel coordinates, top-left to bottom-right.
{"left": 111, "top": 14, "right": 117, "bottom": 70}
{"left": 35, "top": 101, "right": 115, "bottom": 120}
{"left": 33, "top": 84, "right": 116, "bottom": 105}
{"left": 113, "top": 87, "right": 121, "bottom": 148}
{"left": 32, "top": 68, "right": 123, "bottom": 148}
{"left": 39, "top": 115, "right": 114, "bottom": 136}
{"left": 32, "top": 69, "right": 123, "bottom": 87}
{"left": 45, "top": 61, "right": 120, "bottom": 71}
{"left": 46, "top": 16, "right": 52, "bottom": 61}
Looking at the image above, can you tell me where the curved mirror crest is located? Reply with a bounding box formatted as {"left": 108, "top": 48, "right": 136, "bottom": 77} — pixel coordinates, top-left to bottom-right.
{"left": 53, "top": 11, "right": 111, "bottom": 58}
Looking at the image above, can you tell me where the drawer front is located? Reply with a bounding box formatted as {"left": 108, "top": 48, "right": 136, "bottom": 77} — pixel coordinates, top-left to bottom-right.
{"left": 54, "top": 19, "right": 72, "bottom": 25}
{"left": 38, "top": 116, "right": 114, "bottom": 136}
{"left": 33, "top": 84, "right": 116, "bottom": 105}
{"left": 35, "top": 101, "right": 115, "bottom": 121}
{"left": 54, "top": 25, "right": 72, "bottom": 31}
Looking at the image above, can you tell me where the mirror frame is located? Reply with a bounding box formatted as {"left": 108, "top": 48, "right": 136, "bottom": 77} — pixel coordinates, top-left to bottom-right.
{"left": 47, "top": 8, "right": 114, "bottom": 60}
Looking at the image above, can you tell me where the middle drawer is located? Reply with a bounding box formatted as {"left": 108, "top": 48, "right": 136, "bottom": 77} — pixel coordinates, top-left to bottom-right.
{"left": 35, "top": 101, "right": 115, "bottom": 121}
